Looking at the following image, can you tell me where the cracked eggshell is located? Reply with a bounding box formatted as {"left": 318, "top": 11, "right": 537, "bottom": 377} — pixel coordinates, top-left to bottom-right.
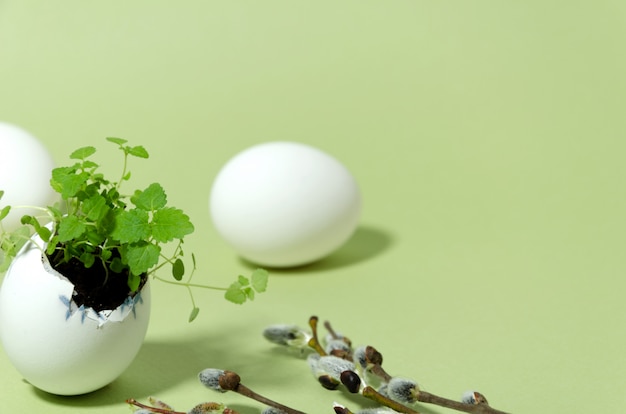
{"left": 209, "top": 141, "right": 361, "bottom": 268}
{"left": 0, "top": 233, "right": 151, "bottom": 395}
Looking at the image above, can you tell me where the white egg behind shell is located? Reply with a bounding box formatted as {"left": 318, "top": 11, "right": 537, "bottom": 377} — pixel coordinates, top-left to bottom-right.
{"left": 0, "top": 122, "right": 57, "bottom": 231}
{"left": 209, "top": 141, "right": 361, "bottom": 268}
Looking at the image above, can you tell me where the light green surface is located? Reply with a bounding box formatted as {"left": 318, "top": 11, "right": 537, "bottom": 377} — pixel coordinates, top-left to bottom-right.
{"left": 1, "top": 1, "right": 625, "bottom": 412}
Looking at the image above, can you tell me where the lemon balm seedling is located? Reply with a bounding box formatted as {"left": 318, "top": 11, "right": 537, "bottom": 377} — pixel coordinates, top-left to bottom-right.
{"left": 0, "top": 137, "right": 270, "bottom": 395}
{"left": 0, "top": 138, "right": 267, "bottom": 322}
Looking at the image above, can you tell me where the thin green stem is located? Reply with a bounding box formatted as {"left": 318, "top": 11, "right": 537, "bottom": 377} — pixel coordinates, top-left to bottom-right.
{"left": 116, "top": 149, "right": 130, "bottom": 191}
{"left": 0, "top": 205, "right": 55, "bottom": 231}
{"left": 186, "top": 285, "right": 197, "bottom": 308}
{"left": 99, "top": 255, "right": 110, "bottom": 286}
{"left": 148, "top": 240, "right": 184, "bottom": 276}
{"left": 3, "top": 205, "right": 53, "bottom": 214}
{"left": 149, "top": 256, "right": 174, "bottom": 275}
{"left": 152, "top": 274, "right": 228, "bottom": 291}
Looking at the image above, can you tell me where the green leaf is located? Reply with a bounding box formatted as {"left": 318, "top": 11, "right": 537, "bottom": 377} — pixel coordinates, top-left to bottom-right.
{"left": 251, "top": 268, "right": 269, "bottom": 293}
{"left": 50, "top": 167, "right": 90, "bottom": 199}
{"left": 0, "top": 190, "right": 4, "bottom": 199}
{"left": 80, "top": 252, "right": 95, "bottom": 268}
{"left": 127, "top": 272, "right": 141, "bottom": 292}
{"left": 126, "top": 242, "right": 160, "bottom": 275}
{"left": 0, "top": 205, "right": 10, "bottom": 221}
{"left": 238, "top": 274, "right": 249, "bottom": 286}
{"left": 20, "top": 215, "right": 49, "bottom": 241}
{"left": 111, "top": 209, "right": 150, "bottom": 243}
{"left": 20, "top": 215, "right": 34, "bottom": 226}
{"left": 46, "top": 236, "right": 58, "bottom": 255}
{"left": 223, "top": 270, "right": 268, "bottom": 305}
{"left": 110, "top": 256, "right": 125, "bottom": 273}
{"left": 188, "top": 307, "right": 200, "bottom": 322}
{"left": 151, "top": 207, "right": 194, "bottom": 242}
{"left": 86, "top": 229, "right": 105, "bottom": 246}
{"left": 92, "top": 173, "right": 106, "bottom": 183}
{"left": 70, "top": 146, "right": 96, "bottom": 160}
{"left": 81, "top": 160, "right": 99, "bottom": 170}
{"left": 129, "top": 145, "right": 149, "bottom": 158}
{"left": 36, "top": 226, "right": 51, "bottom": 242}
{"left": 172, "top": 258, "right": 184, "bottom": 281}
{"left": 100, "top": 248, "right": 112, "bottom": 261}
{"left": 244, "top": 286, "right": 255, "bottom": 301}
{"left": 104, "top": 188, "right": 121, "bottom": 205}
{"left": 224, "top": 281, "right": 246, "bottom": 304}
{"left": 57, "top": 215, "right": 86, "bottom": 242}
{"left": 79, "top": 186, "right": 97, "bottom": 202}
{"left": 131, "top": 183, "right": 167, "bottom": 211}
{"left": 106, "top": 137, "right": 127, "bottom": 145}
{"left": 82, "top": 195, "right": 109, "bottom": 222}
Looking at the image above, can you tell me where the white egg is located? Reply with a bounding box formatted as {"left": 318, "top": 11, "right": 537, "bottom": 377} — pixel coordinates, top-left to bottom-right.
{"left": 0, "top": 122, "right": 57, "bottom": 231}
{"left": 209, "top": 141, "right": 361, "bottom": 268}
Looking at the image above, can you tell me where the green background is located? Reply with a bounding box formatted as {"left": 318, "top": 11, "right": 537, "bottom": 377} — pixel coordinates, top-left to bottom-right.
{"left": 1, "top": 1, "right": 625, "bottom": 412}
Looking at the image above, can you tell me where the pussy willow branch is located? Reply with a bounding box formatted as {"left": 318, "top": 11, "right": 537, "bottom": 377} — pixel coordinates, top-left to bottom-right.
{"left": 212, "top": 369, "right": 306, "bottom": 414}
{"left": 361, "top": 386, "right": 420, "bottom": 414}
{"left": 126, "top": 398, "right": 239, "bottom": 414}
{"left": 310, "top": 316, "right": 511, "bottom": 414}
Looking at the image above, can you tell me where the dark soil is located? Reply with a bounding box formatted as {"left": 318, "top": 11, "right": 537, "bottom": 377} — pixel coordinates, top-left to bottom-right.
{"left": 49, "top": 254, "right": 147, "bottom": 312}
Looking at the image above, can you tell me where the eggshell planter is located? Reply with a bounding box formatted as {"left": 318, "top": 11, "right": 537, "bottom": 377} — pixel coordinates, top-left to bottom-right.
{"left": 0, "top": 234, "right": 151, "bottom": 395}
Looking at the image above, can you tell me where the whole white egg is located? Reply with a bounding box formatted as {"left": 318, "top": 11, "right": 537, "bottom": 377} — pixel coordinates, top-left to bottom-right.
{"left": 209, "top": 141, "right": 361, "bottom": 268}
{"left": 0, "top": 122, "right": 57, "bottom": 231}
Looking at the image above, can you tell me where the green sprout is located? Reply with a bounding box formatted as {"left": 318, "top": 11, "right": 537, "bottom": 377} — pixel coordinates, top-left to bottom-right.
{"left": 0, "top": 138, "right": 268, "bottom": 322}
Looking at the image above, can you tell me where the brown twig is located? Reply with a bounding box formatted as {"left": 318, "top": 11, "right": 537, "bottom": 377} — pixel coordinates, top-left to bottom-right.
{"left": 417, "top": 391, "right": 511, "bottom": 414}
{"left": 324, "top": 320, "right": 352, "bottom": 347}
{"left": 218, "top": 370, "right": 306, "bottom": 414}
{"left": 126, "top": 398, "right": 186, "bottom": 414}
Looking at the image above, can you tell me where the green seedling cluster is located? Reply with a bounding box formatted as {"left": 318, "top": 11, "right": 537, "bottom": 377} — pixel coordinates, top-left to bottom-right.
{"left": 0, "top": 138, "right": 267, "bottom": 322}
